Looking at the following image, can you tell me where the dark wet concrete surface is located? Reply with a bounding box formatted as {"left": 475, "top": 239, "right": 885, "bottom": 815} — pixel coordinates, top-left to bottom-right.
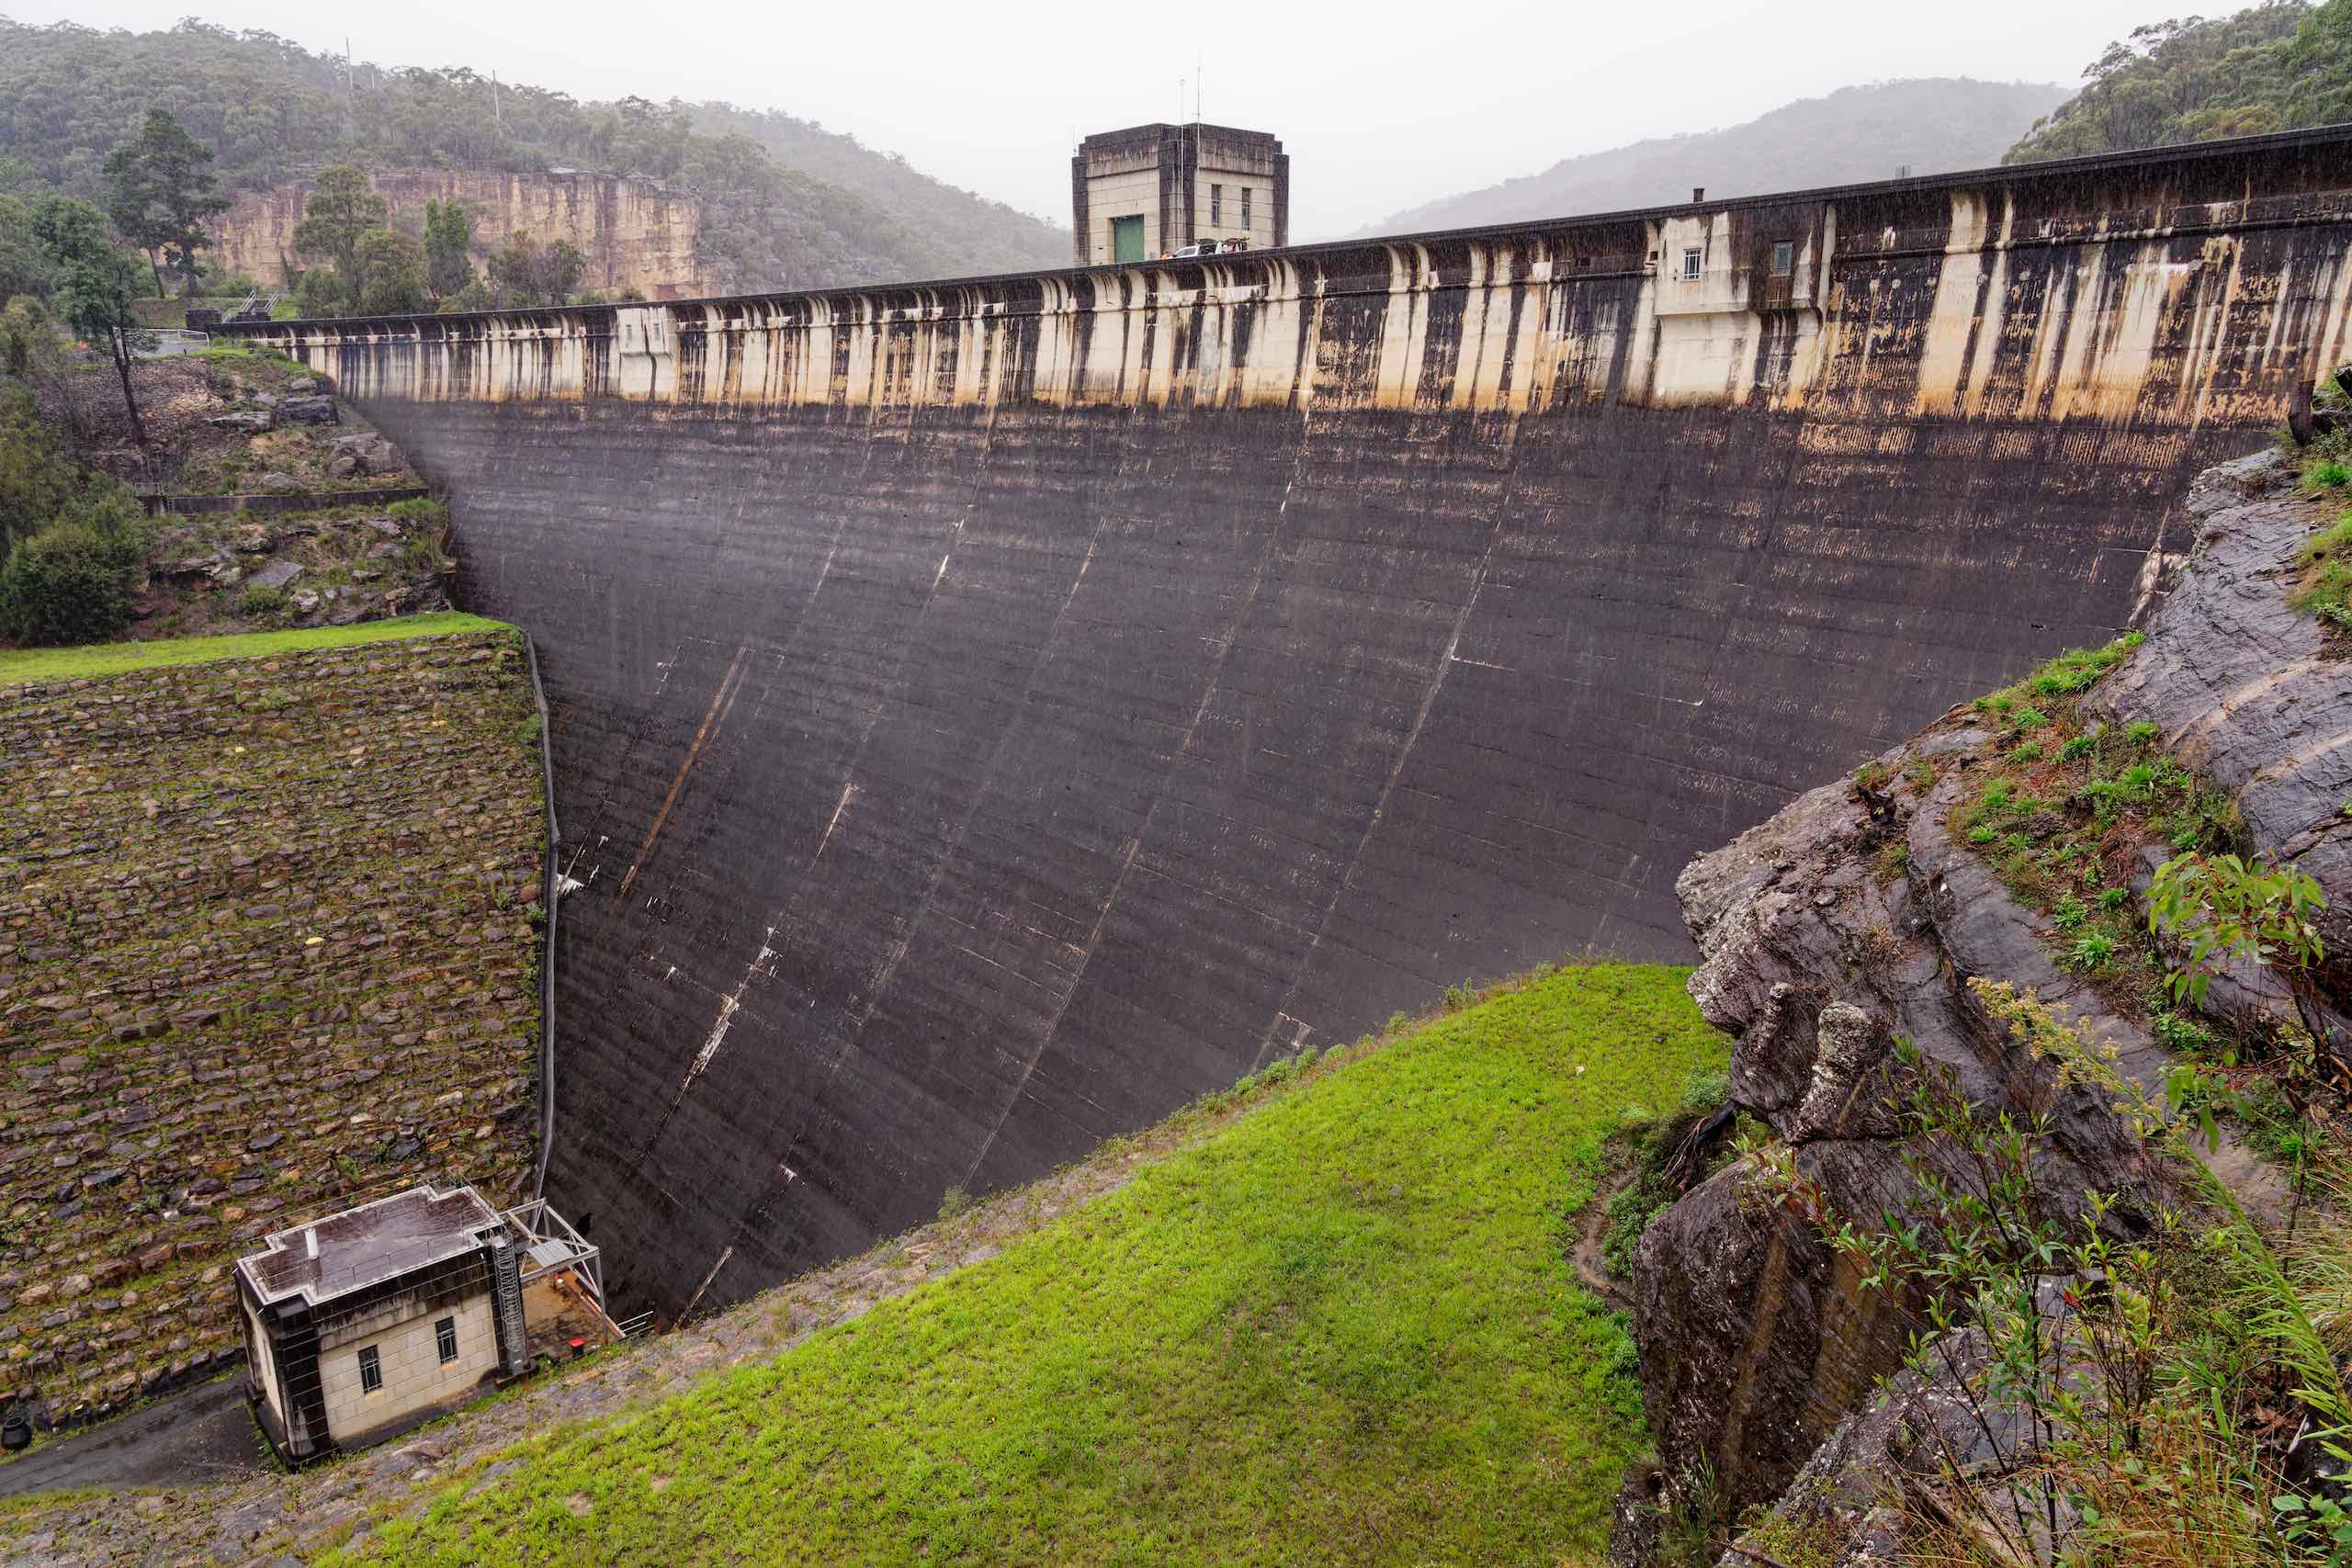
{"left": 0, "top": 1376, "right": 269, "bottom": 1496}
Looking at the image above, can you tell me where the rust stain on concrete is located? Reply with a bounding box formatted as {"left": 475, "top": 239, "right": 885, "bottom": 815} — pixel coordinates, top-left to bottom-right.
{"left": 616, "top": 645, "right": 751, "bottom": 901}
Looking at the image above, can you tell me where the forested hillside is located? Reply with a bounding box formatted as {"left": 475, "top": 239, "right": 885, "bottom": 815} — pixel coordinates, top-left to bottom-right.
{"left": 2006, "top": 1, "right": 2352, "bottom": 163}
{"left": 0, "top": 17, "right": 1068, "bottom": 290}
{"left": 1359, "top": 79, "right": 2069, "bottom": 237}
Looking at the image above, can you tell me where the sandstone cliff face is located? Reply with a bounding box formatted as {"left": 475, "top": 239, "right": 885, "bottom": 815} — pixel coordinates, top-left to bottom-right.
{"left": 1621, "top": 447, "right": 2347, "bottom": 1560}
{"left": 209, "top": 171, "right": 703, "bottom": 298}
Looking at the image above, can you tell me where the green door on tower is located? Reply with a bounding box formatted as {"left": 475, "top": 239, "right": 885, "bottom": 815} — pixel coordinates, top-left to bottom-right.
{"left": 1112, "top": 216, "right": 1145, "bottom": 264}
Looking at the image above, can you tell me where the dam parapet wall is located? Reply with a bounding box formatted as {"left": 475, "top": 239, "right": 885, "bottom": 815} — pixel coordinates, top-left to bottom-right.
{"left": 222, "top": 127, "right": 2352, "bottom": 1325}
{"left": 233, "top": 125, "right": 2352, "bottom": 427}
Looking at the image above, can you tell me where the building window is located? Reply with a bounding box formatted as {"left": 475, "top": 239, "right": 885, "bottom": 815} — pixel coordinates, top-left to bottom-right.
{"left": 1241, "top": 187, "right": 1252, "bottom": 231}
{"left": 435, "top": 1316, "right": 458, "bottom": 1364}
{"left": 1211, "top": 183, "right": 1223, "bottom": 226}
{"left": 1681, "top": 247, "right": 1702, "bottom": 281}
{"left": 1770, "top": 242, "right": 1794, "bottom": 276}
{"left": 358, "top": 1345, "right": 381, "bottom": 1393}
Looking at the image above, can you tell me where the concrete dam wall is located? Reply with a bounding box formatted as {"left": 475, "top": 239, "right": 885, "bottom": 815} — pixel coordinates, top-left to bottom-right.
{"left": 229, "top": 127, "right": 2352, "bottom": 1324}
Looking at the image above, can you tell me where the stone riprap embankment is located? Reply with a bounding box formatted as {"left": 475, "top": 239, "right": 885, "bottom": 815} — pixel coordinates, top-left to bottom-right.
{"left": 0, "top": 630, "right": 543, "bottom": 1429}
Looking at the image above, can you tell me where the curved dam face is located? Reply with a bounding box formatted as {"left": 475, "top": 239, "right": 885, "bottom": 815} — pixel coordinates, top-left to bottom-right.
{"left": 234, "top": 128, "right": 2352, "bottom": 1322}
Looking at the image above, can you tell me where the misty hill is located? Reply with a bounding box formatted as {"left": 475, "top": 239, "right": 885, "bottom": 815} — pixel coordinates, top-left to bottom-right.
{"left": 1360, "top": 78, "right": 2071, "bottom": 237}
{"left": 0, "top": 17, "right": 1069, "bottom": 290}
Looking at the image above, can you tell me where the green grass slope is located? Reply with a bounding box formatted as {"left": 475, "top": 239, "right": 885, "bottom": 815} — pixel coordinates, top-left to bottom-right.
{"left": 0, "top": 611, "right": 509, "bottom": 682}
{"left": 341, "top": 963, "right": 1724, "bottom": 1566}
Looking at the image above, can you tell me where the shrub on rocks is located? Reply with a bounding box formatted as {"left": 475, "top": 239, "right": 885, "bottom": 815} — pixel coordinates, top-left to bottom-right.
{"left": 0, "top": 485, "right": 153, "bottom": 646}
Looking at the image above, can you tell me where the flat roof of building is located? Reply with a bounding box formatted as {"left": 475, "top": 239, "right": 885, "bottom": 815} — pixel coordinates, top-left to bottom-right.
{"left": 1080, "top": 122, "right": 1282, "bottom": 148}
{"left": 237, "top": 1183, "right": 503, "bottom": 1308}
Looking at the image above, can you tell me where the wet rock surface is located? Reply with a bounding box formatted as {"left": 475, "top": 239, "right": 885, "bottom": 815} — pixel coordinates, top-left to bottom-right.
{"left": 132, "top": 504, "right": 450, "bottom": 639}
{"left": 1620, "top": 447, "right": 2342, "bottom": 1557}
{"left": 2092, "top": 450, "right": 2352, "bottom": 985}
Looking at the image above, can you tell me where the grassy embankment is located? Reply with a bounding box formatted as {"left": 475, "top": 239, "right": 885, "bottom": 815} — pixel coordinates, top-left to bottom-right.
{"left": 336, "top": 963, "right": 1724, "bottom": 1566}
{"left": 0, "top": 611, "right": 509, "bottom": 682}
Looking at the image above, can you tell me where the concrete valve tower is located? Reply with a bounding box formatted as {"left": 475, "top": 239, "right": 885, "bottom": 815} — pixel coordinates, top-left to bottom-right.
{"left": 1072, "top": 122, "right": 1288, "bottom": 265}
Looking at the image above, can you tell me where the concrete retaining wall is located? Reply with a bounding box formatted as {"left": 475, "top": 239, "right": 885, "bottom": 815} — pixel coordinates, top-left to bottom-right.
{"left": 226, "top": 126, "right": 2352, "bottom": 1323}
{"left": 139, "top": 487, "right": 431, "bottom": 518}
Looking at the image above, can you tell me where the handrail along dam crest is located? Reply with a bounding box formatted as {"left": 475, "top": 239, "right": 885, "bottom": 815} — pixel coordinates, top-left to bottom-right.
{"left": 230, "top": 125, "right": 2352, "bottom": 1325}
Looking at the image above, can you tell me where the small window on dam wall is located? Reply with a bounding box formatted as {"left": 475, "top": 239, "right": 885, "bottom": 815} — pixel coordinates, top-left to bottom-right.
{"left": 1770, "top": 242, "right": 1794, "bottom": 276}
{"left": 1680, "top": 247, "right": 1702, "bottom": 281}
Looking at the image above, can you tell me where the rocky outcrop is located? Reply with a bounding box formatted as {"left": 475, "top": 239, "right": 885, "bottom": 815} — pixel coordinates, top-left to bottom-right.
{"left": 205, "top": 170, "right": 704, "bottom": 298}
{"left": 2092, "top": 452, "right": 2352, "bottom": 994}
{"left": 1621, "top": 447, "right": 2346, "bottom": 1558}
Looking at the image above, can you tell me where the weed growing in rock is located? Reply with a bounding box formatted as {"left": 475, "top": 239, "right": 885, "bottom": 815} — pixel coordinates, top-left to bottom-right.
{"left": 2148, "top": 852, "right": 2326, "bottom": 1009}
{"left": 1812, "top": 992, "right": 2352, "bottom": 1566}
{"left": 1947, "top": 632, "right": 2239, "bottom": 1014}
{"left": 2293, "top": 513, "right": 2352, "bottom": 627}
{"left": 1600, "top": 1064, "right": 1736, "bottom": 1280}
{"left": 2068, "top": 931, "right": 2115, "bottom": 970}
{"left": 1648, "top": 1458, "right": 1723, "bottom": 1568}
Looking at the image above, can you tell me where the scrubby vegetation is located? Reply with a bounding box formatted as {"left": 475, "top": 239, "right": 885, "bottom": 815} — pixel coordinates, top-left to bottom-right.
{"left": 1944, "top": 633, "right": 2237, "bottom": 994}
{"left": 323, "top": 964, "right": 1724, "bottom": 1565}
{"left": 2007, "top": 1, "right": 2351, "bottom": 164}
{"left": 0, "top": 490, "right": 151, "bottom": 644}
{"left": 1784, "top": 506, "right": 2352, "bottom": 1562}
{"left": 1923, "top": 629, "right": 2342, "bottom": 1174}
{"left": 1806, "top": 988, "right": 2352, "bottom": 1565}
{"left": 1599, "top": 1065, "right": 1736, "bottom": 1280}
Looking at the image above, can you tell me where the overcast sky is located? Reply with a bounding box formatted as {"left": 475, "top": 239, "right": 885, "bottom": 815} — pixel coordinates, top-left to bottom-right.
{"left": 15, "top": 1, "right": 2169, "bottom": 236}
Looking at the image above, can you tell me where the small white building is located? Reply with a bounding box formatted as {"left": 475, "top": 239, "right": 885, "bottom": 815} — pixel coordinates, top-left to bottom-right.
{"left": 235, "top": 1183, "right": 609, "bottom": 1463}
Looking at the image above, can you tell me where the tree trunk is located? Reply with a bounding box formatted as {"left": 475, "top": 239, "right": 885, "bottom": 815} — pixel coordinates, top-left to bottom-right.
{"left": 147, "top": 250, "right": 165, "bottom": 300}
{"left": 109, "top": 327, "right": 148, "bottom": 468}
